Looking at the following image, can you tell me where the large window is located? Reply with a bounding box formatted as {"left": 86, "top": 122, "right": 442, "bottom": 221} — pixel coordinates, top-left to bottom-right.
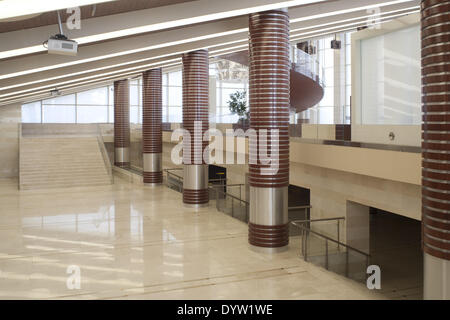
{"left": 21, "top": 101, "right": 41, "bottom": 123}
{"left": 216, "top": 80, "right": 245, "bottom": 124}
{"left": 344, "top": 32, "right": 352, "bottom": 124}
{"left": 23, "top": 64, "right": 248, "bottom": 125}
{"left": 212, "top": 62, "right": 247, "bottom": 124}
{"left": 297, "top": 32, "right": 352, "bottom": 125}
{"left": 22, "top": 85, "right": 115, "bottom": 124}
{"left": 130, "top": 79, "right": 142, "bottom": 124}
{"left": 162, "top": 70, "right": 183, "bottom": 123}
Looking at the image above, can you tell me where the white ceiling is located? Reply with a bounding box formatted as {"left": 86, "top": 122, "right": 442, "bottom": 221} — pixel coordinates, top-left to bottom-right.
{"left": 0, "top": 0, "right": 420, "bottom": 106}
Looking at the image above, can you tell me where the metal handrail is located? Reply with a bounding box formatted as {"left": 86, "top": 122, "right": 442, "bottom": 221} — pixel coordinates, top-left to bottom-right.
{"left": 96, "top": 124, "right": 113, "bottom": 184}
{"left": 292, "top": 217, "right": 344, "bottom": 223}
{"left": 165, "top": 168, "right": 183, "bottom": 172}
{"left": 294, "top": 48, "right": 325, "bottom": 87}
{"left": 210, "top": 183, "right": 244, "bottom": 188}
{"left": 291, "top": 218, "right": 370, "bottom": 275}
{"left": 165, "top": 168, "right": 184, "bottom": 192}
{"left": 294, "top": 221, "right": 371, "bottom": 257}
{"left": 210, "top": 185, "right": 248, "bottom": 206}
{"left": 209, "top": 178, "right": 228, "bottom": 184}
{"left": 165, "top": 168, "right": 183, "bottom": 179}
{"left": 289, "top": 205, "right": 312, "bottom": 211}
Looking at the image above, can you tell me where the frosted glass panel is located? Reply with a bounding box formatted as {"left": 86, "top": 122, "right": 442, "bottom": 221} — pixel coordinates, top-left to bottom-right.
{"left": 42, "top": 105, "right": 75, "bottom": 123}
{"left": 108, "top": 106, "right": 114, "bottom": 123}
{"left": 168, "top": 86, "right": 182, "bottom": 106}
{"left": 130, "top": 82, "right": 140, "bottom": 106}
{"left": 22, "top": 102, "right": 41, "bottom": 123}
{"left": 319, "top": 107, "right": 334, "bottom": 124}
{"left": 162, "top": 106, "right": 168, "bottom": 122}
{"left": 77, "top": 87, "right": 108, "bottom": 105}
{"left": 130, "top": 106, "right": 139, "bottom": 123}
{"left": 77, "top": 106, "right": 108, "bottom": 123}
{"left": 168, "top": 106, "right": 182, "bottom": 123}
{"left": 162, "top": 86, "right": 168, "bottom": 106}
{"left": 321, "top": 87, "right": 334, "bottom": 106}
{"left": 218, "top": 109, "right": 239, "bottom": 123}
{"left": 360, "top": 25, "right": 421, "bottom": 124}
{"left": 43, "top": 94, "right": 75, "bottom": 105}
{"left": 108, "top": 86, "right": 114, "bottom": 105}
{"left": 169, "top": 71, "right": 182, "bottom": 86}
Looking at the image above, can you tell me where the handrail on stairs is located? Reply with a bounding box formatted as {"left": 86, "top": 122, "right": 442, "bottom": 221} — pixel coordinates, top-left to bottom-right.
{"left": 96, "top": 124, "right": 113, "bottom": 184}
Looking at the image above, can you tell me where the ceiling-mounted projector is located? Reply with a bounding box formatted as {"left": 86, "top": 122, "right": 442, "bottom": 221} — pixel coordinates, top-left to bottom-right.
{"left": 44, "top": 10, "right": 78, "bottom": 56}
{"left": 47, "top": 34, "right": 78, "bottom": 56}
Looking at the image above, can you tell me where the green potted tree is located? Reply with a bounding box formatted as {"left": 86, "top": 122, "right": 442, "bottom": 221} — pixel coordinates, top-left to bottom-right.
{"left": 227, "top": 90, "right": 249, "bottom": 130}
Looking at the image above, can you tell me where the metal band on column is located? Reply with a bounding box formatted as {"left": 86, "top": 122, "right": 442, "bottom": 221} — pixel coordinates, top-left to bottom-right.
{"left": 248, "top": 9, "right": 290, "bottom": 252}
{"left": 114, "top": 79, "right": 130, "bottom": 168}
{"left": 421, "top": 0, "right": 450, "bottom": 299}
{"left": 142, "top": 69, "right": 163, "bottom": 185}
{"left": 182, "top": 49, "right": 209, "bottom": 207}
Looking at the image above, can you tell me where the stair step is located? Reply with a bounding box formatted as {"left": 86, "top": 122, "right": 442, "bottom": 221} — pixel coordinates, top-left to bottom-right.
{"left": 19, "top": 136, "right": 112, "bottom": 190}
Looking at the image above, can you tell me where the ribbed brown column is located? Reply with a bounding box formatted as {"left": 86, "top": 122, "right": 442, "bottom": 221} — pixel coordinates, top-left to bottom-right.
{"left": 248, "top": 9, "right": 290, "bottom": 251}
{"left": 142, "top": 69, "right": 163, "bottom": 185}
{"left": 114, "top": 79, "right": 130, "bottom": 168}
{"left": 421, "top": 0, "right": 450, "bottom": 299}
{"left": 182, "top": 50, "right": 209, "bottom": 206}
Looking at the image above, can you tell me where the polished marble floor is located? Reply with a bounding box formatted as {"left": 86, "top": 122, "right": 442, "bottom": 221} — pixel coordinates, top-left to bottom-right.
{"left": 0, "top": 177, "right": 386, "bottom": 300}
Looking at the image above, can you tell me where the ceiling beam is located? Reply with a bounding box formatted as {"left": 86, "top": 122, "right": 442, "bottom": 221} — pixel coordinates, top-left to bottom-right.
{"left": 0, "top": 0, "right": 327, "bottom": 59}
{"left": 0, "top": 0, "right": 420, "bottom": 105}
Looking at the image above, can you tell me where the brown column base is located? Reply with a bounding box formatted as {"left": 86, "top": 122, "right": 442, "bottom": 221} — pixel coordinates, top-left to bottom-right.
{"left": 115, "top": 162, "right": 130, "bottom": 168}
{"left": 183, "top": 188, "right": 209, "bottom": 206}
{"left": 248, "top": 222, "right": 289, "bottom": 248}
{"left": 143, "top": 171, "right": 163, "bottom": 185}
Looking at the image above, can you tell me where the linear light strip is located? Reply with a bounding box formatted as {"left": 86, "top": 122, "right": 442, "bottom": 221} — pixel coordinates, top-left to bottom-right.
{"left": 0, "top": 57, "right": 182, "bottom": 98}
{"left": 0, "top": 11, "right": 417, "bottom": 101}
{"left": 290, "top": 9, "right": 419, "bottom": 38}
{"left": 290, "top": 0, "right": 418, "bottom": 23}
{"left": 0, "top": 42, "right": 250, "bottom": 98}
{"left": 290, "top": 6, "right": 419, "bottom": 33}
{"left": 0, "top": 0, "right": 416, "bottom": 60}
{"left": 0, "top": 0, "right": 324, "bottom": 59}
{"left": 0, "top": 61, "right": 182, "bottom": 104}
{"left": 0, "top": 44, "right": 248, "bottom": 104}
{"left": 1, "top": 9, "right": 417, "bottom": 91}
{"left": 0, "top": 40, "right": 248, "bottom": 91}
{"left": 0, "top": 29, "right": 248, "bottom": 80}
{"left": 290, "top": 17, "right": 403, "bottom": 42}
{"left": 0, "top": 0, "right": 116, "bottom": 20}
{"left": 0, "top": 7, "right": 419, "bottom": 102}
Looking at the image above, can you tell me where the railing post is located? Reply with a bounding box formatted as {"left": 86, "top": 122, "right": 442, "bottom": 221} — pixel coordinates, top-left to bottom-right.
{"left": 305, "top": 229, "right": 308, "bottom": 262}
{"left": 301, "top": 227, "right": 304, "bottom": 258}
{"left": 231, "top": 198, "right": 234, "bottom": 217}
{"left": 246, "top": 202, "right": 249, "bottom": 222}
{"left": 345, "top": 249, "right": 349, "bottom": 277}
{"left": 337, "top": 220, "right": 340, "bottom": 252}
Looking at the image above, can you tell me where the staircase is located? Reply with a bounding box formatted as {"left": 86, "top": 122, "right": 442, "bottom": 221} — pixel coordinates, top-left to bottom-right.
{"left": 19, "top": 136, "right": 112, "bottom": 190}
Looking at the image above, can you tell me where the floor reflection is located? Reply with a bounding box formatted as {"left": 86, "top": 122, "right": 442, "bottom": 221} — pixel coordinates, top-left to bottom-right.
{"left": 0, "top": 177, "right": 387, "bottom": 300}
